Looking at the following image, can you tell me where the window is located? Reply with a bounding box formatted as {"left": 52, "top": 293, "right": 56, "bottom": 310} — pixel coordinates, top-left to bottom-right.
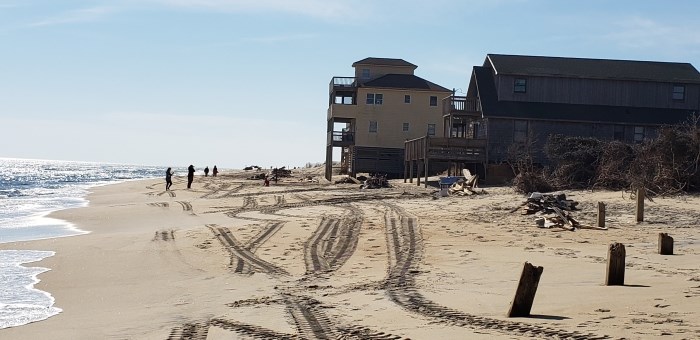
{"left": 427, "top": 124, "right": 436, "bottom": 136}
{"left": 369, "top": 121, "right": 378, "bottom": 133}
{"left": 404, "top": 95, "right": 411, "bottom": 104}
{"left": 514, "top": 78, "right": 527, "bottom": 93}
{"left": 375, "top": 93, "right": 383, "bottom": 105}
{"left": 613, "top": 125, "right": 625, "bottom": 141}
{"left": 634, "top": 126, "right": 645, "bottom": 143}
{"left": 361, "top": 68, "right": 370, "bottom": 80}
{"left": 429, "top": 96, "right": 438, "bottom": 106}
{"left": 673, "top": 85, "right": 685, "bottom": 101}
{"left": 402, "top": 122, "right": 409, "bottom": 132}
{"left": 366, "top": 93, "right": 383, "bottom": 105}
{"left": 514, "top": 120, "right": 528, "bottom": 143}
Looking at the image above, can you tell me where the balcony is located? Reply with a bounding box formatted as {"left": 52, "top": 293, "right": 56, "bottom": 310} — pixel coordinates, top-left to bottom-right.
{"left": 329, "top": 77, "right": 357, "bottom": 92}
{"left": 442, "top": 95, "right": 481, "bottom": 117}
{"left": 327, "top": 130, "right": 355, "bottom": 147}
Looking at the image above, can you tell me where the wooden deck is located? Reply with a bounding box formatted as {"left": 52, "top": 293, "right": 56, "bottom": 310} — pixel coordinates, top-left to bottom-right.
{"left": 404, "top": 136, "right": 487, "bottom": 187}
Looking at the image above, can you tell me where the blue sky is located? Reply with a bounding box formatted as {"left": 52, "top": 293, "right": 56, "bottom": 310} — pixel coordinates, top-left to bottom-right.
{"left": 2, "top": 0, "right": 699, "bottom": 169}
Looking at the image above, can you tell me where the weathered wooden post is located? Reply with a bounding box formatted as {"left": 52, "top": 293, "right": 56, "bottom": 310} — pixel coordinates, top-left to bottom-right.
{"left": 597, "top": 202, "right": 606, "bottom": 228}
{"left": 605, "top": 243, "right": 625, "bottom": 286}
{"left": 658, "top": 233, "right": 674, "bottom": 255}
{"left": 635, "top": 187, "right": 645, "bottom": 223}
{"left": 507, "top": 262, "right": 544, "bottom": 317}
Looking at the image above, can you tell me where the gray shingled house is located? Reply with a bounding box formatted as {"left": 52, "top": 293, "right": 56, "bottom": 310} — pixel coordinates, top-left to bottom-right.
{"left": 406, "top": 54, "right": 700, "bottom": 184}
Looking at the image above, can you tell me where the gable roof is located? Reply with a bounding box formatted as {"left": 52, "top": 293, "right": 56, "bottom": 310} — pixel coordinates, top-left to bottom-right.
{"left": 486, "top": 54, "right": 700, "bottom": 84}
{"left": 472, "top": 66, "right": 696, "bottom": 125}
{"left": 361, "top": 74, "right": 450, "bottom": 92}
{"left": 352, "top": 57, "right": 417, "bottom": 69}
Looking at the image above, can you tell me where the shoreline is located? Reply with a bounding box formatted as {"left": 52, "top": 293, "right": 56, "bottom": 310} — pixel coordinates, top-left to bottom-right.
{"left": 0, "top": 170, "right": 698, "bottom": 339}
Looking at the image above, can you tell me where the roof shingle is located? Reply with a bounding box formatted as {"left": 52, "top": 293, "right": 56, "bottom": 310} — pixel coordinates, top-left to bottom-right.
{"left": 361, "top": 74, "right": 450, "bottom": 92}
{"left": 352, "top": 58, "right": 417, "bottom": 68}
{"left": 487, "top": 54, "right": 700, "bottom": 84}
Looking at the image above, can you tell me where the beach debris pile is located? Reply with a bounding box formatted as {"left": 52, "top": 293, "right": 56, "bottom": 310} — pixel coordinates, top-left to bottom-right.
{"left": 360, "top": 173, "right": 390, "bottom": 189}
{"left": 334, "top": 176, "right": 361, "bottom": 185}
{"left": 449, "top": 169, "right": 482, "bottom": 196}
{"left": 514, "top": 192, "right": 591, "bottom": 231}
{"left": 249, "top": 173, "right": 266, "bottom": 180}
{"left": 271, "top": 167, "right": 292, "bottom": 178}
{"left": 244, "top": 165, "right": 262, "bottom": 171}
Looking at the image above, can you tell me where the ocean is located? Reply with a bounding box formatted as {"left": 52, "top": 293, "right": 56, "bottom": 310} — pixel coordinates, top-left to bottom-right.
{"left": 0, "top": 158, "right": 164, "bottom": 329}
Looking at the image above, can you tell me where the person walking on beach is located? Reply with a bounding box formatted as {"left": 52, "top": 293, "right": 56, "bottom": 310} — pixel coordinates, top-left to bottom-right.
{"left": 165, "top": 167, "right": 174, "bottom": 190}
{"left": 204, "top": 166, "right": 210, "bottom": 177}
{"left": 187, "top": 165, "right": 195, "bottom": 189}
{"left": 212, "top": 165, "right": 218, "bottom": 177}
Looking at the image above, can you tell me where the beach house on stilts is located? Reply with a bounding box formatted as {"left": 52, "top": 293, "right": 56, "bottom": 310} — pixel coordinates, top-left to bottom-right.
{"left": 325, "top": 58, "right": 452, "bottom": 181}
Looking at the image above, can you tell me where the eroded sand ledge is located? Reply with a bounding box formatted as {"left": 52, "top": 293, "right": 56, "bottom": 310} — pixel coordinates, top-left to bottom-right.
{"left": 1, "top": 169, "right": 699, "bottom": 339}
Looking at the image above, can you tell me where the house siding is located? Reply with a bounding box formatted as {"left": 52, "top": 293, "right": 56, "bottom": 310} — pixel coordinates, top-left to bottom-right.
{"left": 487, "top": 118, "right": 660, "bottom": 164}
{"left": 496, "top": 75, "right": 700, "bottom": 110}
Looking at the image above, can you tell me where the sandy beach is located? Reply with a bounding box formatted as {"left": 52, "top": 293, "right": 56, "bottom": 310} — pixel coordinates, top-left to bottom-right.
{"left": 1, "top": 168, "right": 699, "bottom": 339}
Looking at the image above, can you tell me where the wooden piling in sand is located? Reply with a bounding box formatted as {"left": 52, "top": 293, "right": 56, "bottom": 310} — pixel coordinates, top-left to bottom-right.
{"left": 597, "top": 202, "right": 605, "bottom": 228}
{"left": 658, "top": 233, "right": 674, "bottom": 255}
{"left": 507, "top": 262, "right": 543, "bottom": 317}
{"left": 636, "top": 187, "right": 645, "bottom": 223}
{"left": 605, "top": 243, "right": 625, "bottom": 286}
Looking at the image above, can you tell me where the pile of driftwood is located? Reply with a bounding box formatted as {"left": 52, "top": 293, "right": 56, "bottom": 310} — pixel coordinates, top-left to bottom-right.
{"left": 361, "top": 173, "right": 390, "bottom": 189}
{"left": 514, "top": 192, "right": 592, "bottom": 231}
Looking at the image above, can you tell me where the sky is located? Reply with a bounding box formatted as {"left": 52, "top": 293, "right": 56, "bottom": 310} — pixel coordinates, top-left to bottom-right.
{"left": 2, "top": 0, "right": 700, "bottom": 169}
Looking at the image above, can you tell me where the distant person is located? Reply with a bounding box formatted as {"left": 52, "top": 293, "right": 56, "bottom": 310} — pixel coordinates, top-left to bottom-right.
{"left": 165, "top": 167, "right": 174, "bottom": 190}
{"left": 204, "top": 166, "right": 210, "bottom": 177}
{"left": 212, "top": 165, "right": 218, "bottom": 177}
{"left": 187, "top": 165, "right": 195, "bottom": 189}
{"left": 263, "top": 175, "right": 270, "bottom": 187}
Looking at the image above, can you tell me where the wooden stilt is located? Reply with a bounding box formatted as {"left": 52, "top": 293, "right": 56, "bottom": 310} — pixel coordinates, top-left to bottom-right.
{"left": 403, "top": 161, "right": 407, "bottom": 183}
{"left": 507, "top": 262, "right": 544, "bottom": 317}
{"left": 605, "top": 243, "right": 625, "bottom": 286}
{"left": 424, "top": 158, "right": 429, "bottom": 188}
{"left": 409, "top": 160, "right": 414, "bottom": 183}
{"left": 417, "top": 160, "right": 422, "bottom": 186}
{"left": 636, "top": 187, "right": 645, "bottom": 223}
{"left": 597, "top": 202, "right": 606, "bottom": 228}
{"left": 658, "top": 233, "right": 674, "bottom": 255}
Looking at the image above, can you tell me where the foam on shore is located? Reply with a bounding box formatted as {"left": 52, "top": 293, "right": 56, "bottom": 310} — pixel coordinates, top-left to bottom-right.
{"left": 0, "top": 250, "right": 61, "bottom": 329}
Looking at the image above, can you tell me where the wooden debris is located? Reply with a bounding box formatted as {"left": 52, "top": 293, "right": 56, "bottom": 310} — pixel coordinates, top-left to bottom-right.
{"left": 446, "top": 169, "right": 483, "bottom": 196}
{"left": 360, "top": 174, "right": 390, "bottom": 189}
{"left": 517, "top": 192, "right": 606, "bottom": 231}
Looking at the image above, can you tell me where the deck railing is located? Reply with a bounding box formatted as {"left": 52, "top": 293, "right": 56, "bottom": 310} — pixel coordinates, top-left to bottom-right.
{"left": 329, "top": 77, "right": 357, "bottom": 92}
{"left": 405, "top": 136, "right": 486, "bottom": 162}
{"left": 328, "top": 131, "right": 355, "bottom": 146}
{"left": 442, "top": 95, "right": 481, "bottom": 115}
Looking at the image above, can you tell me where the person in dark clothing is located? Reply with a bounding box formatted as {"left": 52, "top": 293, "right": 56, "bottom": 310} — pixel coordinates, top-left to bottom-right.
{"left": 187, "top": 165, "right": 195, "bottom": 188}
{"left": 165, "top": 167, "right": 173, "bottom": 190}
{"left": 212, "top": 165, "right": 218, "bottom": 177}
{"left": 204, "top": 166, "right": 210, "bottom": 177}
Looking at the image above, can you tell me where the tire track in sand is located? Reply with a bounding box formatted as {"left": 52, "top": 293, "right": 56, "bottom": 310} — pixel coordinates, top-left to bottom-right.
{"left": 380, "top": 202, "right": 613, "bottom": 340}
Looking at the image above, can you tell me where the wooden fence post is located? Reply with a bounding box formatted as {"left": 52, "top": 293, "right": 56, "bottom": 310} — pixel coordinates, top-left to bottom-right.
{"left": 636, "top": 187, "right": 645, "bottom": 223}
{"left": 658, "top": 233, "right": 674, "bottom": 255}
{"left": 507, "top": 262, "right": 544, "bottom": 317}
{"left": 605, "top": 243, "right": 625, "bottom": 286}
{"left": 597, "top": 202, "right": 606, "bottom": 228}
